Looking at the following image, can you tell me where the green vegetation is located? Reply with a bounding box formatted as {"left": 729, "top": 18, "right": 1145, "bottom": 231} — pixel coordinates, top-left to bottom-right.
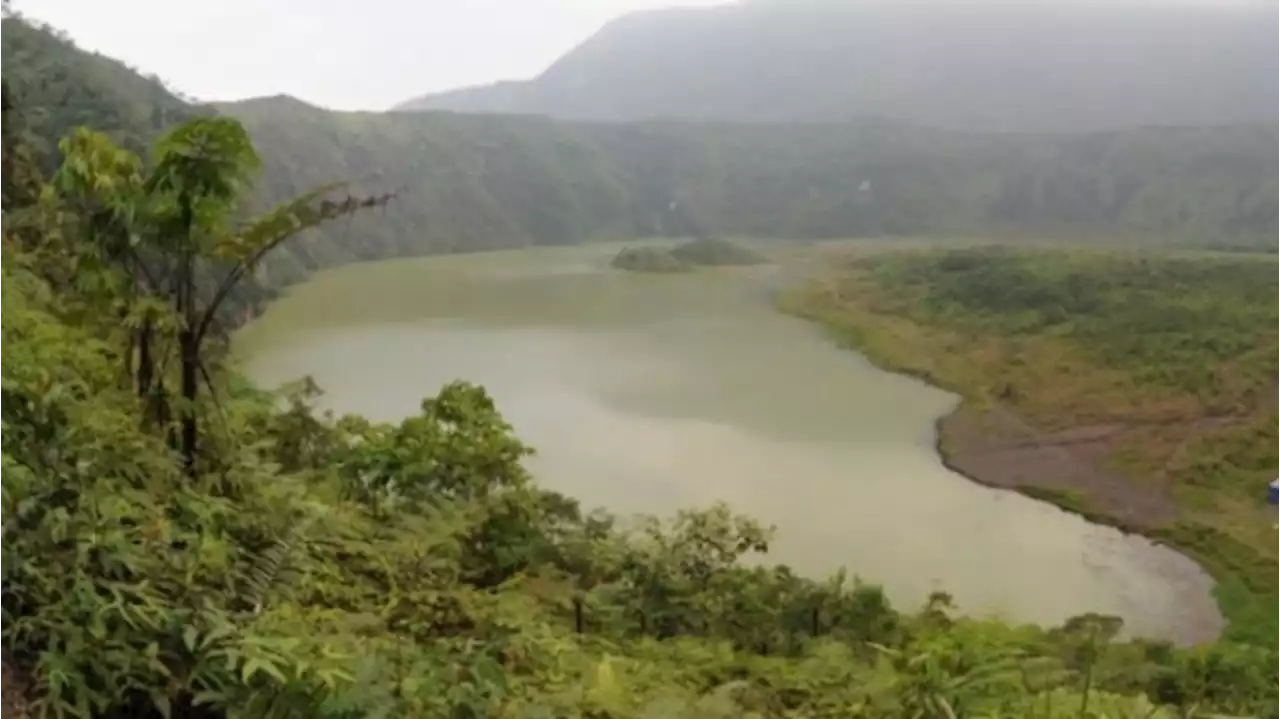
{"left": 220, "top": 98, "right": 640, "bottom": 281}
{"left": 3, "top": 13, "right": 1278, "bottom": 717}
{"left": 226, "top": 102, "right": 1280, "bottom": 274}
{"left": 4, "top": 14, "right": 1277, "bottom": 317}
{"left": 5, "top": 109, "right": 1279, "bottom": 719}
{"left": 611, "top": 246, "right": 690, "bottom": 273}
{"left": 611, "top": 238, "right": 765, "bottom": 273}
{"left": 780, "top": 247, "right": 1279, "bottom": 647}
{"left": 0, "top": 15, "right": 202, "bottom": 172}
{"left": 669, "top": 237, "right": 766, "bottom": 267}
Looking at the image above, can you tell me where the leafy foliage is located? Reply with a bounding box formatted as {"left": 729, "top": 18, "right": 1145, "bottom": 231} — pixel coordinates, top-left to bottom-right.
{"left": 2, "top": 14, "right": 1276, "bottom": 719}
{"left": 6, "top": 266, "right": 1278, "bottom": 716}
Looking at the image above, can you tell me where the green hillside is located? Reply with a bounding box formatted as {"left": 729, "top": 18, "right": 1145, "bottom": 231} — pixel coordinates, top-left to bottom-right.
{"left": 5, "top": 15, "right": 1276, "bottom": 308}
{"left": 230, "top": 102, "right": 1277, "bottom": 281}
{"left": 0, "top": 16, "right": 202, "bottom": 170}
{"left": 216, "top": 97, "right": 639, "bottom": 288}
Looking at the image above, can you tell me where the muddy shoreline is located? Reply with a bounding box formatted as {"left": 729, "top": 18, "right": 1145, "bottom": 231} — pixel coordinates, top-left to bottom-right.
{"left": 929, "top": 402, "right": 1224, "bottom": 644}
{"left": 764, "top": 257, "right": 1226, "bottom": 645}
{"left": 246, "top": 250, "right": 1230, "bottom": 644}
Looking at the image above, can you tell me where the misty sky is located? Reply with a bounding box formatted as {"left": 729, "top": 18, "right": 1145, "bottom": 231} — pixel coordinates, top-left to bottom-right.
{"left": 10, "top": 0, "right": 729, "bottom": 111}
{"left": 12, "top": 0, "right": 1269, "bottom": 112}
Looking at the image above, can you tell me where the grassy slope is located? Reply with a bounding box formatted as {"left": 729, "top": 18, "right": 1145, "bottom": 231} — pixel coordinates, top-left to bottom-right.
{"left": 779, "top": 246, "right": 1278, "bottom": 645}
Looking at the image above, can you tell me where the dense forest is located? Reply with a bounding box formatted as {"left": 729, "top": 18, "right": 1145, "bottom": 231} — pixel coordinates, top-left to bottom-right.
{"left": 0, "top": 16, "right": 203, "bottom": 170}
{"left": 780, "top": 248, "right": 1279, "bottom": 648}
{"left": 3, "top": 14, "right": 1277, "bottom": 319}
{"left": 4, "top": 80, "right": 1279, "bottom": 719}
{"left": 224, "top": 100, "right": 1280, "bottom": 267}
{"left": 399, "top": 0, "right": 1279, "bottom": 133}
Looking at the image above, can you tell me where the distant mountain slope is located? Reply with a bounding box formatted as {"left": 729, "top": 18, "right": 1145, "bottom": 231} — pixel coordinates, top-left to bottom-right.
{"left": 228, "top": 100, "right": 1278, "bottom": 277}
{"left": 4, "top": 15, "right": 1276, "bottom": 312}
{"left": 398, "top": 1, "right": 1279, "bottom": 132}
{"left": 215, "top": 96, "right": 640, "bottom": 287}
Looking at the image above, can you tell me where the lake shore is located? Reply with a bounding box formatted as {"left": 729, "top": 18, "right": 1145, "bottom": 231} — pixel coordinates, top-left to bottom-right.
{"left": 771, "top": 255, "right": 1249, "bottom": 646}
{"left": 928, "top": 406, "right": 1225, "bottom": 645}
{"left": 237, "top": 244, "right": 1223, "bottom": 641}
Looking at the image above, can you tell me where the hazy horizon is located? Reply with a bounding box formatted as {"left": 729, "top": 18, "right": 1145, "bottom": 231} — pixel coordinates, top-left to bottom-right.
{"left": 8, "top": 0, "right": 1274, "bottom": 112}
{"left": 7, "top": 0, "right": 733, "bottom": 111}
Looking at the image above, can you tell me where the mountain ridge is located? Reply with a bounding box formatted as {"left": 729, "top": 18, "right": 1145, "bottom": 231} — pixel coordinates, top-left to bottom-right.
{"left": 4, "top": 14, "right": 1276, "bottom": 312}
{"left": 397, "top": 1, "right": 1280, "bottom": 132}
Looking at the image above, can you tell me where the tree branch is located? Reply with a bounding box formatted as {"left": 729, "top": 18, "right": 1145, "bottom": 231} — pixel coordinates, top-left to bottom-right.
{"left": 195, "top": 187, "right": 395, "bottom": 345}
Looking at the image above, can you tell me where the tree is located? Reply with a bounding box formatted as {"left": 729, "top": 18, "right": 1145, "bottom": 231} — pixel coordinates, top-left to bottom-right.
{"left": 51, "top": 117, "right": 394, "bottom": 474}
{"left": 1, "top": 80, "right": 43, "bottom": 210}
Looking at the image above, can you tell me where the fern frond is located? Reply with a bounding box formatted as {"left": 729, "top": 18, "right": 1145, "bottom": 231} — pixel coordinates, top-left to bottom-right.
{"left": 243, "top": 515, "right": 318, "bottom": 615}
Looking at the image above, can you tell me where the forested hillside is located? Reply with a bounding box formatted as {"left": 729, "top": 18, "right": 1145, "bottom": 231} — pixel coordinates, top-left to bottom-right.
{"left": 5, "top": 14, "right": 1276, "bottom": 312}
{"left": 0, "top": 16, "right": 202, "bottom": 171}
{"left": 227, "top": 100, "right": 1279, "bottom": 278}
{"left": 399, "top": 0, "right": 1279, "bottom": 132}
{"left": 215, "top": 96, "right": 639, "bottom": 287}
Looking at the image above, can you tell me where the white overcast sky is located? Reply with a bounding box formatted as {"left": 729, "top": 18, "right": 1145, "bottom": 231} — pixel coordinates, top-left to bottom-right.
{"left": 10, "top": 0, "right": 730, "bottom": 111}
{"left": 11, "top": 0, "right": 1265, "bottom": 112}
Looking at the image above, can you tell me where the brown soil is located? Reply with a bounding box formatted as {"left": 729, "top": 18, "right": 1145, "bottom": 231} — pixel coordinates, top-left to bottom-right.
{"left": 936, "top": 402, "right": 1216, "bottom": 531}
{"left": 934, "top": 400, "right": 1243, "bottom": 645}
{"left": 1, "top": 654, "right": 31, "bottom": 719}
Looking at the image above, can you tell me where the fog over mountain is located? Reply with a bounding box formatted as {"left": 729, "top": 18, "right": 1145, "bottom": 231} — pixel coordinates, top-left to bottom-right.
{"left": 397, "top": 0, "right": 1279, "bottom": 133}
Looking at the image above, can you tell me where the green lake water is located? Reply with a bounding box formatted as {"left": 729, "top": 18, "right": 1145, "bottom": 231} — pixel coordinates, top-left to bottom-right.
{"left": 235, "top": 244, "right": 1222, "bottom": 643}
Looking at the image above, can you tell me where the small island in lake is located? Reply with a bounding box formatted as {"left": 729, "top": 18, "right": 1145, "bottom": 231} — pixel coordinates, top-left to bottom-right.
{"left": 611, "top": 237, "right": 767, "bottom": 273}
{"left": 611, "top": 246, "right": 691, "bottom": 273}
